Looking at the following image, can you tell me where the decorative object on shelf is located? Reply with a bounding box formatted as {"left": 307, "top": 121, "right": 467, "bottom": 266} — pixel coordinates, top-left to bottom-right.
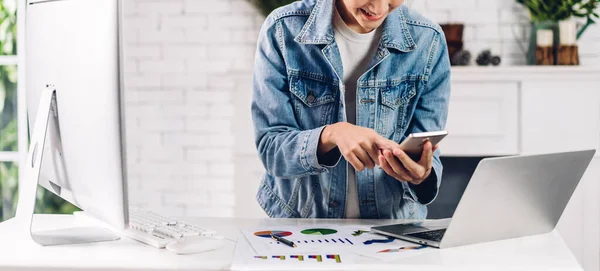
{"left": 516, "top": 0, "right": 599, "bottom": 65}
{"left": 451, "top": 50, "right": 471, "bottom": 66}
{"left": 491, "top": 55, "right": 501, "bottom": 66}
{"left": 557, "top": 19, "right": 580, "bottom": 65}
{"left": 476, "top": 50, "right": 501, "bottom": 66}
{"left": 536, "top": 29, "right": 554, "bottom": 65}
{"left": 247, "top": 0, "right": 297, "bottom": 16}
{"left": 440, "top": 24, "right": 465, "bottom": 65}
{"left": 526, "top": 20, "right": 559, "bottom": 65}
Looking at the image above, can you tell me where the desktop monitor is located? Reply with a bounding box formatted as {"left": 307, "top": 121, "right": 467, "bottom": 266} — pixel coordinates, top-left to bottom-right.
{"left": 25, "top": 0, "right": 128, "bottom": 229}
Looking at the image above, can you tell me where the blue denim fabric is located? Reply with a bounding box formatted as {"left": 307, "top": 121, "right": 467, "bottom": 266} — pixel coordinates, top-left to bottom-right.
{"left": 251, "top": 0, "right": 451, "bottom": 219}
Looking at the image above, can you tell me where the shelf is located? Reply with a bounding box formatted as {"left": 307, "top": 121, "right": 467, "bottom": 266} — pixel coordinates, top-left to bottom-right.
{"left": 451, "top": 66, "right": 600, "bottom": 81}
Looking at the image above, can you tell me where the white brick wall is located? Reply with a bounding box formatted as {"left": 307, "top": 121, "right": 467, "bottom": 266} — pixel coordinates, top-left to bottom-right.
{"left": 123, "top": 0, "right": 263, "bottom": 218}
{"left": 123, "top": 0, "right": 600, "bottom": 219}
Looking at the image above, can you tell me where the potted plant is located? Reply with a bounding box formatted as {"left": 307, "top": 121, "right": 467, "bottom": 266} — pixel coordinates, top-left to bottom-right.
{"left": 516, "top": 0, "right": 600, "bottom": 65}
{"left": 247, "top": 0, "right": 297, "bottom": 16}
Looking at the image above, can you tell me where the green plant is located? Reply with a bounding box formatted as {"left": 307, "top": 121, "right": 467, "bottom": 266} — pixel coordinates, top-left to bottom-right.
{"left": 516, "top": 0, "right": 600, "bottom": 38}
{"left": 0, "top": 0, "right": 18, "bottom": 221}
{"left": 0, "top": 162, "right": 17, "bottom": 220}
{"left": 246, "top": 0, "right": 297, "bottom": 16}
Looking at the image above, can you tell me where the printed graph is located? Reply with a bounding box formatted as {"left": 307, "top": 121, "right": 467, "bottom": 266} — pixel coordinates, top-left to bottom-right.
{"left": 278, "top": 238, "right": 353, "bottom": 245}
{"left": 326, "top": 254, "right": 341, "bottom": 263}
{"left": 251, "top": 254, "right": 344, "bottom": 263}
{"left": 301, "top": 228, "right": 338, "bottom": 235}
{"left": 254, "top": 230, "right": 293, "bottom": 238}
{"left": 308, "top": 255, "right": 322, "bottom": 262}
{"left": 378, "top": 245, "right": 427, "bottom": 253}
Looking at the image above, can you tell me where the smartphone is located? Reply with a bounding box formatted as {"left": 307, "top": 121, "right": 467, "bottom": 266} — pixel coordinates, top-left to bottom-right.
{"left": 398, "top": 131, "right": 448, "bottom": 154}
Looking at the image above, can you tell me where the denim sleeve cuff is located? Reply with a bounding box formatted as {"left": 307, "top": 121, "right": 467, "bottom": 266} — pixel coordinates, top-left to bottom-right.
{"left": 301, "top": 126, "right": 342, "bottom": 173}
{"left": 409, "top": 170, "right": 438, "bottom": 205}
{"left": 408, "top": 159, "right": 442, "bottom": 205}
{"left": 317, "top": 147, "right": 342, "bottom": 167}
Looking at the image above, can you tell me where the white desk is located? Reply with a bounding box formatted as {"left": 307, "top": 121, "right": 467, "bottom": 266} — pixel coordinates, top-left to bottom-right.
{"left": 0, "top": 214, "right": 582, "bottom": 271}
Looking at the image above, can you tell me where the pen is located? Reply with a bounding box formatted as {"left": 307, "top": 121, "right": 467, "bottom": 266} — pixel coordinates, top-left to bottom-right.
{"left": 270, "top": 234, "right": 297, "bottom": 248}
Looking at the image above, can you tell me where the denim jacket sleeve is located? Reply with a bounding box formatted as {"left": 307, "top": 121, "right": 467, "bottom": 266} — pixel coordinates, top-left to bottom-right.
{"left": 406, "top": 31, "right": 451, "bottom": 205}
{"left": 251, "top": 16, "right": 339, "bottom": 179}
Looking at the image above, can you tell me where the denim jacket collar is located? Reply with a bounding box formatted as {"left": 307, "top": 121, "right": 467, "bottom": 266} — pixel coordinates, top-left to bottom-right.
{"left": 294, "top": 0, "right": 416, "bottom": 52}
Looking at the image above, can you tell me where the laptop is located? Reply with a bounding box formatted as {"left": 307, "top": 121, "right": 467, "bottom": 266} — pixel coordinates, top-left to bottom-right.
{"left": 371, "top": 150, "right": 596, "bottom": 249}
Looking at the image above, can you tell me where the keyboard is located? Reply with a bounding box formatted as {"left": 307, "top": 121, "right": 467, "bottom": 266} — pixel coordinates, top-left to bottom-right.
{"left": 123, "top": 209, "right": 218, "bottom": 248}
{"left": 406, "top": 228, "right": 447, "bottom": 242}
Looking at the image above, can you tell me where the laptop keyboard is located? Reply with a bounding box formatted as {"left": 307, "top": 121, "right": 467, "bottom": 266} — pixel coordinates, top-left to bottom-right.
{"left": 406, "top": 229, "right": 447, "bottom": 242}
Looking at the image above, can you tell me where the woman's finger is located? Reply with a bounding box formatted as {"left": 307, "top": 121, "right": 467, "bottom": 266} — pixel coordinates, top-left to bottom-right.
{"left": 375, "top": 137, "right": 399, "bottom": 151}
{"left": 354, "top": 146, "right": 375, "bottom": 170}
{"left": 346, "top": 152, "right": 365, "bottom": 172}
{"left": 383, "top": 149, "right": 412, "bottom": 181}
{"left": 362, "top": 140, "right": 382, "bottom": 167}
{"left": 379, "top": 155, "right": 403, "bottom": 181}
{"left": 419, "top": 140, "right": 434, "bottom": 171}
{"left": 392, "top": 148, "right": 423, "bottom": 179}
{"left": 379, "top": 154, "right": 394, "bottom": 176}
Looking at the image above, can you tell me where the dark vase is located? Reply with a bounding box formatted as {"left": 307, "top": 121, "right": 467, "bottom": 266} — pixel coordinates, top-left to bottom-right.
{"left": 527, "top": 21, "right": 559, "bottom": 65}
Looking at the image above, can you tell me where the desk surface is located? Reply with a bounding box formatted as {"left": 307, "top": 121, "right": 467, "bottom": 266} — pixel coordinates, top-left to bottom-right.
{"left": 0, "top": 214, "right": 582, "bottom": 271}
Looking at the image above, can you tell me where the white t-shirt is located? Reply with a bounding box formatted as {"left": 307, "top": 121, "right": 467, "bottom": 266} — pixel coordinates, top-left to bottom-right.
{"left": 333, "top": 7, "right": 382, "bottom": 218}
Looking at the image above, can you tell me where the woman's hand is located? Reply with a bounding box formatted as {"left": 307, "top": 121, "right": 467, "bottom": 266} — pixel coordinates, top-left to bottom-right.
{"left": 319, "top": 122, "right": 398, "bottom": 172}
{"left": 378, "top": 140, "right": 438, "bottom": 185}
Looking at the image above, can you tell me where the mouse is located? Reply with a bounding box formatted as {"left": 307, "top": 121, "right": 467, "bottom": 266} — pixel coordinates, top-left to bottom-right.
{"left": 165, "top": 235, "right": 226, "bottom": 255}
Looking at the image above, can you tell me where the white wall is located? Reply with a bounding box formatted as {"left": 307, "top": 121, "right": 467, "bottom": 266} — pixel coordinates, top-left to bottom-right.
{"left": 122, "top": 0, "right": 600, "bottom": 218}
{"left": 122, "top": 0, "right": 263, "bottom": 217}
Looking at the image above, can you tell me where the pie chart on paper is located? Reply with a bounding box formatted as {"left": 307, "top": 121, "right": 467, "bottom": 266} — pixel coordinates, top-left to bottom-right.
{"left": 301, "top": 228, "right": 338, "bottom": 235}
{"left": 253, "top": 230, "right": 293, "bottom": 238}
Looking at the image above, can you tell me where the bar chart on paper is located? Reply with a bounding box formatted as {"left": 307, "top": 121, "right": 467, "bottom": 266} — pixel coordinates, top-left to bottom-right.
{"left": 232, "top": 237, "right": 354, "bottom": 270}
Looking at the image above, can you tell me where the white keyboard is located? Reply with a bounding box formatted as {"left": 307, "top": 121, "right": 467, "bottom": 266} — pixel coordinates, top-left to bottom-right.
{"left": 123, "top": 209, "right": 217, "bottom": 248}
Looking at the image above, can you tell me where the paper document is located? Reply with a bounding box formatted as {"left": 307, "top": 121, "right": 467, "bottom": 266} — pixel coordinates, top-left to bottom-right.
{"left": 240, "top": 224, "right": 431, "bottom": 262}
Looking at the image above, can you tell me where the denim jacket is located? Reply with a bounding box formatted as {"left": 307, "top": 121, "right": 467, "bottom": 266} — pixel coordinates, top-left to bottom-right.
{"left": 251, "top": 0, "right": 451, "bottom": 219}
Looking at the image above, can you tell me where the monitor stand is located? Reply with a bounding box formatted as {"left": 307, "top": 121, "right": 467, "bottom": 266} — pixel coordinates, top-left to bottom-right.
{"left": 14, "top": 86, "right": 120, "bottom": 246}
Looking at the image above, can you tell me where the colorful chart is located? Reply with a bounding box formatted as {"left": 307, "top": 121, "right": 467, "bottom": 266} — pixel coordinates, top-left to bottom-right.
{"left": 326, "top": 254, "right": 341, "bottom": 263}
{"left": 254, "top": 230, "right": 293, "bottom": 238}
{"left": 275, "top": 238, "right": 353, "bottom": 245}
{"left": 378, "top": 245, "right": 427, "bottom": 253}
{"left": 252, "top": 254, "right": 343, "bottom": 263}
{"left": 301, "top": 228, "right": 338, "bottom": 235}
{"left": 363, "top": 237, "right": 395, "bottom": 245}
{"left": 308, "top": 255, "right": 322, "bottom": 262}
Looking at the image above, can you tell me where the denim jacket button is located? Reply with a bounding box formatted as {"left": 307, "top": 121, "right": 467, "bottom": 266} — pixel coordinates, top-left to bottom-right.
{"left": 307, "top": 93, "right": 316, "bottom": 103}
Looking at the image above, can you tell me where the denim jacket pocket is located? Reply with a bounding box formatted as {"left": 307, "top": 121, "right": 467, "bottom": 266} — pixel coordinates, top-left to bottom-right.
{"left": 377, "top": 79, "right": 417, "bottom": 140}
{"left": 289, "top": 72, "right": 338, "bottom": 130}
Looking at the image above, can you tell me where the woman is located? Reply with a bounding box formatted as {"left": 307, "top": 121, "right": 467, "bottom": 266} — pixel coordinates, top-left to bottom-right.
{"left": 251, "top": 0, "right": 450, "bottom": 219}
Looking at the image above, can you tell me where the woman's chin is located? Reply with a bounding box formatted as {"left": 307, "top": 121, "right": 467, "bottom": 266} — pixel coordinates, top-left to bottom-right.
{"left": 356, "top": 14, "right": 385, "bottom": 31}
{"left": 356, "top": 20, "right": 381, "bottom": 32}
